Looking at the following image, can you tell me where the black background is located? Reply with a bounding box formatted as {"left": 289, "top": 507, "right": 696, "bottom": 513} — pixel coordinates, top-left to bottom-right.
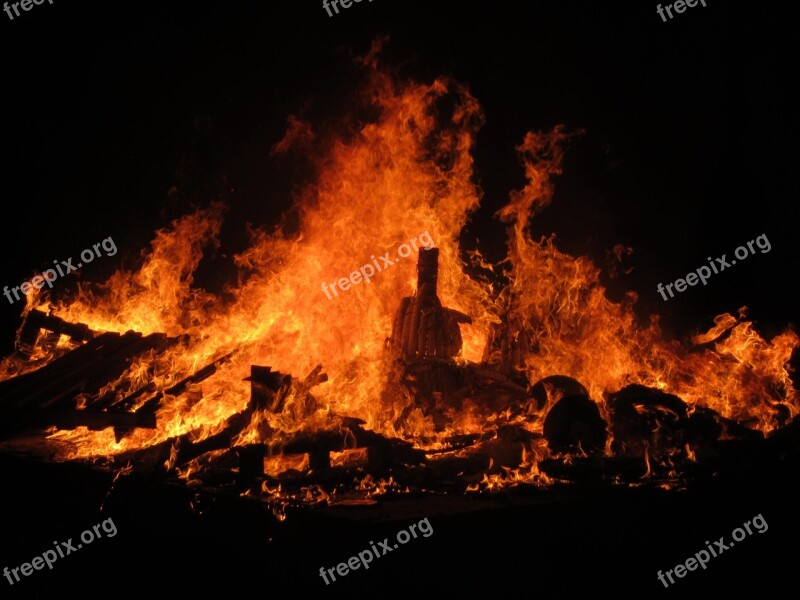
{"left": 0, "top": 1, "right": 798, "bottom": 597}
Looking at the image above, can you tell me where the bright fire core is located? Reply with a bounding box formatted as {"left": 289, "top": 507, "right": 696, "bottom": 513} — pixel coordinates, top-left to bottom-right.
{"left": 2, "top": 48, "right": 797, "bottom": 486}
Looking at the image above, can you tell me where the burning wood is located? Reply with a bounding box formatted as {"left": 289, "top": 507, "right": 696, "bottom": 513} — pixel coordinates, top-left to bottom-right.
{"left": 0, "top": 325, "right": 176, "bottom": 440}
{"left": 16, "top": 309, "right": 95, "bottom": 358}
{"left": 0, "top": 63, "right": 797, "bottom": 507}
{"left": 389, "top": 247, "right": 471, "bottom": 359}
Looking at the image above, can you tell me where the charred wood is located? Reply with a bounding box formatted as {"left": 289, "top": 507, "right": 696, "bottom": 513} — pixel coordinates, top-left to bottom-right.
{"left": 16, "top": 309, "right": 95, "bottom": 356}
{"left": 0, "top": 408, "right": 156, "bottom": 439}
{"left": 543, "top": 394, "right": 607, "bottom": 454}
{"left": 0, "top": 331, "right": 171, "bottom": 411}
{"left": 390, "top": 248, "right": 471, "bottom": 359}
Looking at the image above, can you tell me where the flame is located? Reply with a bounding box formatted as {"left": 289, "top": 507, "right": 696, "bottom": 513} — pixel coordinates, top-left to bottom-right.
{"left": 0, "top": 42, "right": 796, "bottom": 493}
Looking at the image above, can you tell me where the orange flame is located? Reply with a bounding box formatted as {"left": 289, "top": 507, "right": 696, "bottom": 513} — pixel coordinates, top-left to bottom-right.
{"left": 0, "top": 44, "right": 795, "bottom": 484}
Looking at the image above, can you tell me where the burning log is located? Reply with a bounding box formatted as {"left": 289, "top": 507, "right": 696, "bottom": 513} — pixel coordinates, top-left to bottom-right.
{"left": 114, "top": 402, "right": 256, "bottom": 472}
{"left": 6, "top": 331, "right": 175, "bottom": 410}
{"left": 293, "top": 364, "right": 328, "bottom": 399}
{"left": 0, "top": 330, "right": 174, "bottom": 439}
{"left": 481, "top": 306, "right": 533, "bottom": 381}
{"left": 390, "top": 359, "right": 533, "bottom": 433}
{"left": 128, "top": 350, "right": 235, "bottom": 413}
{"left": 606, "top": 384, "right": 761, "bottom": 473}
{"left": 247, "top": 365, "right": 293, "bottom": 412}
{"left": 384, "top": 248, "right": 547, "bottom": 431}
{"left": 95, "top": 382, "right": 157, "bottom": 412}
{"left": 390, "top": 247, "right": 471, "bottom": 359}
{"left": 115, "top": 364, "right": 333, "bottom": 475}
{"left": 543, "top": 393, "right": 607, "bottom": 454}
{"left": 112, "top": 350, "right": 237, "bottom": 441}
{"left": 16, "top": 309, "right": 95, "bottom": 357}
{"left": 267, "top": 417, "right": 425, "bottom": 480}
{"left": 114, "top": 364, "right": 292, "bottom": 471}
{"left": 606, "top": 385, "right": 689, "bottom": 462}
{"left": 422, "top": 425, "right": 542, "bottom": 489}
{"left": 530, "top": 375, "right": 590, "bottom": 411}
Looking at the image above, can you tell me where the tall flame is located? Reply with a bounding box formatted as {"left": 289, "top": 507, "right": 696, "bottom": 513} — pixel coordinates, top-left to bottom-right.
{"left": 2, "top": 43, "right": 796, "bottom": 463}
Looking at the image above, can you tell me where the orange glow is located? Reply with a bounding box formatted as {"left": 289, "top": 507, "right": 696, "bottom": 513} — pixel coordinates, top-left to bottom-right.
{"left": 0, "top": 44, "right": 796, "bottom": 493}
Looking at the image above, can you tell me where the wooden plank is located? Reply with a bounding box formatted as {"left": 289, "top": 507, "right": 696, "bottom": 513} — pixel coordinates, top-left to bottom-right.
{"left": 127, "top": 351, "right": 235, "bottom": 414}
{"left": 1, "top": 333, "right": 125, "bottom": 407}
{"left": 16, "top": 310, "right": 95, "bottom": 353}
{"left": 0, "top": 330, "right": 175, "bottom": 439}
{"left": 391, "top": 297, "right": 410, "bottom": 347}
{"left": 102, "top": 382, "right": 157, "bottom": 411}
{"left": 36, "top": 332, "right": 147, "bottom": 409}
{"left": 112, "top": 404, "right": 253, "bottom": 470}
{"left": 5, "top": 332, "right": 172, "bottom": 412}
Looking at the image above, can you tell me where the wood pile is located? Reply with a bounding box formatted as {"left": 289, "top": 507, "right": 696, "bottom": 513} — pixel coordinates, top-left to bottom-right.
{"left": 0, "top": 310, "right": 180, "bottom": 439}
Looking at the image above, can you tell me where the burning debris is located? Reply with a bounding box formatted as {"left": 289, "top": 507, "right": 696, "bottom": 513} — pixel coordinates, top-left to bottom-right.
{"left": 0, "top": 245, "right": 796, "bottom": 505}
{"left": 0, "top": 55, "right": 797, "bottom": 513}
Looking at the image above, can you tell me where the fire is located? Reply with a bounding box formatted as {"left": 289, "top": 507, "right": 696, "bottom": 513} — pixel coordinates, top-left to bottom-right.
{"left": 0, "top": 42, "right": 796, "bottom": 490}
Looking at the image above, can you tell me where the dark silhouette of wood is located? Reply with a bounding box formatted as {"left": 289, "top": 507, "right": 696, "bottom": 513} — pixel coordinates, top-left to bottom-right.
{"left": 390, "top": 248, "right": 471, "bottom": 359}
{"left": 0, "top": 329, "right": 175, "bottom": 439}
